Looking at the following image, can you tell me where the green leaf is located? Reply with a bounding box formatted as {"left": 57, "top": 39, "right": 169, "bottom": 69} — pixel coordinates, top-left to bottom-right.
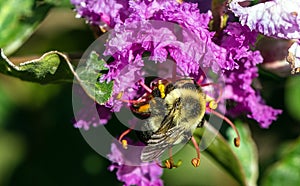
{"left": 0, "top": 0, "right": 53, "bottom": 55}
{"left": 227, "top": 121, "right": 259, "bottom": 186}
{"left": 261, "top": 138, "right": 300, "bottom": 186}
{"left": 76, "top": 51, "right": 113, "bottom": 104}
{"left": 192, "top": 122, "right": 247, "bottom": 186}
{"left": 0, "top": 49, "right": 113, "bottom": 104}
{"left": 0, "top": 49, "right": 74, "bottom": 83}
{"left": 285, "top": 75, "right": 300, "bottom": 121}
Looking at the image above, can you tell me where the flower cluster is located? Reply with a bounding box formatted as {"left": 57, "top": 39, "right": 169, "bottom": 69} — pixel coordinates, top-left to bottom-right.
{"left": 72, "top": 0, "right": 282, "bottom": 128}
{"left": 108, "top": 142, "right": 163, "bottom": 186}
{"left": 219, "top": 22, "right": 282, "bottom": 128}
{"left": 71, "top": 0, "right": 129, "bottom": 27}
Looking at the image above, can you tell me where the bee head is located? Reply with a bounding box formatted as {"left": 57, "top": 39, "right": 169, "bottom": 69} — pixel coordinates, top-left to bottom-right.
{"left": 165, "top": 88, "right": 206, "bottom": 122}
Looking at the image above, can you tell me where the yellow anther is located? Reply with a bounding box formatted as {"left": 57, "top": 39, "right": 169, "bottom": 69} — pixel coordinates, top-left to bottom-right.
{"left": 116, "top": 91, "right": 124, "bottom": 100}
{"left": 176, "top": 160, "right": 182, "bottom": 167}
{"left": 121, "top": 139, "right": 128, "bottom": 149}
{"left": 163, "top": 159, "right": 182, "bottom": 169}
{"left": 191, "top": 158, "right": 200, "bottom": 167}
{"left": 158, "top": 83, "right": 166, "bottom": 98}
{"left": 209, "top": 100, "right": 218, "bottom": 109}
{"left": 234, "top": 138, "right": 240, "bottom": 147}
{"left": 164, "top": 160, "right": 172, "bottom": 169}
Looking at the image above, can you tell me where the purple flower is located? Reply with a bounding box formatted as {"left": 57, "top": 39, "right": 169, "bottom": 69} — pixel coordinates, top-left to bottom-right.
{"left": 229, "top": 0, "right": 300, "bottom": 39}
{"left": 108, "top": 142, "right": 163, "bottom": 186}
{"left": 220, "top": 22, "right": 282, "bottom": 127}
{"left": 101, "top": 1, "right": 228, "bottom": 112}
{"left": 74, "top": 104, "right": 112, "bottom": 129}
{"left": 73, "top": 85, "right": 112, "bottom": 127}
{"left": 71, "top": 0, "right": 129, "bottom": 27}
{"left": 73, "top": 0, "right": 282, "bottom": 128}
{"left": 246, "top": 93, "right": 283, "bottom": 128}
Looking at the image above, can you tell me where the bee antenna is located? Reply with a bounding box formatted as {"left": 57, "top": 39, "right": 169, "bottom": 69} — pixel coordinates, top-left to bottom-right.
{"left": 207, "top": 108, "right": 240, "bottom": 147}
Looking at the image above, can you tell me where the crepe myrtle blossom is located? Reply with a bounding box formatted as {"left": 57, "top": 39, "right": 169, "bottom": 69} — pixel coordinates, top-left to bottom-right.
{"left": 220, "top": 22, "right": 282, "bottom": 128}
{"left": 108, "top": 142, "right": 163, "bottom": 186}
{"left": 100, "top": 1, "right": 281, "bottom": 127}
{"left": 229, "top": 0, "right": 300, "bottom": 39}
{"left": 73, "top": 104, "right": 112, "bottom": 130}
{"left": 101, "top": 1, "right": 227, "bottom": 112}
{"left": 71, "top": 0, "right": 129, "bottom": 27}
{"left": 73, "top": 1, "right": 282, "bottom": 127}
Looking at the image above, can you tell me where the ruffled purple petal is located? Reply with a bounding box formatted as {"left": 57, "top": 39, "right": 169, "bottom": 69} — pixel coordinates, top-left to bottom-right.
{"left": 71, "top": 0, "right": 129, "bottom": 27}
{"left": 108, "top": 142, "right": 163, "bottom": 186}
{"left": 74, "top": 105, "right": 112, "bottom": 129}
{"left": 220, "top": 22, "right": 282, "bottom": 127}
{"left": 229, "top": 0, "right": 300, "bottom": 39}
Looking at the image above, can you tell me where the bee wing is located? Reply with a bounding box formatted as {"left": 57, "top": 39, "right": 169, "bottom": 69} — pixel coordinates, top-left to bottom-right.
{"left": 141, "top": 124, "right": 188, "bottom": 162}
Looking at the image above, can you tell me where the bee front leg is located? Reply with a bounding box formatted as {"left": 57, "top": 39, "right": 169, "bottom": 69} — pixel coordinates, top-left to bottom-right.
{"left": 197, "top": 119, "right": 205, "bottom": 128}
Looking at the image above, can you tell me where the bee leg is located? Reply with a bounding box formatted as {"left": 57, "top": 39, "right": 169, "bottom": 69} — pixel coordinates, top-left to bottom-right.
{"left": 118, "top": 128, "right": 133, "bottom": 149}
{"left": 197, "top": 119, "right": 205, "bottom": 128}
{"left": 156, "top": 148, "right": 182, "bottom": 169}
{"left": 191, "top": 136, "right": 201, "bottom": 167}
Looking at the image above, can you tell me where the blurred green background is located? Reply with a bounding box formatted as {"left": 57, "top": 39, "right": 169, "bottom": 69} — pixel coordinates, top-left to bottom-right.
{"left": 1, "top": 7, "right": 300, "bottom": 186}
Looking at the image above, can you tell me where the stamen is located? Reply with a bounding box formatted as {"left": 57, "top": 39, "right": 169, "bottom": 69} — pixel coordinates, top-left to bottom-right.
{"left": 200, "top": 82, "right": 219, "bottom": 87}
{"left": 138, "top": 80, "right": 152, "bottom": 93}
{"left": 118, "top": 128, "right": 132, "bottom": 149}
{"left": 197, "top": 75, "right": 205, "bottom": 85}
{"left": 116, "top": 91, "right": 123, "bottom": 99}
{"left": 191, "top": 158, "right": 200, "bottom": 168}
{"left": 121, "top": 140, "right": 128, "bottom": 149}
{"left": 191, "top": 136, "right": 201, "bottom": 167}
{"left": 120, "top": 99, "right": 146, "bottom": 104}
{"left": 156, "top": 148, "right": 182, "bottom": 169}
{"left": 207, "top": 108, "right": 241, "bottom": 147}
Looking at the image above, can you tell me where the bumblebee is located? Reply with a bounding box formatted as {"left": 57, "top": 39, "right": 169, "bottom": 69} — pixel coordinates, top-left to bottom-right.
{"left": 126, "top": 78, "right": 207, "bottom": 164}
{"left": 119, "top": 77, "right": 240, "bottom": 168}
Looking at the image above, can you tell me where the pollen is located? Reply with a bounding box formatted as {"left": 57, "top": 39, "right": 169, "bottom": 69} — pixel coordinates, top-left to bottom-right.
{"left": 121, "top": 139, "right": 128, "bottom": 149}
{"left": 116, "top": 91, "right": 124, "bottom": 100}
{"left": 163, "top": 159, "right": 182, "bottom": 169}
{"left": 138, "top": 104, "right": 150, "bottom": 113}
{"left": 158, "top": 84, "right": 166, "bottom": 98}
{"left": 234, "top": 138, "right": 240, "bottom": 147}
{"left": 209, "top": 100, "right": 218, "bottom": 110}
{"left": 191, "top": 158, "right": 200, "bottom": 167}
